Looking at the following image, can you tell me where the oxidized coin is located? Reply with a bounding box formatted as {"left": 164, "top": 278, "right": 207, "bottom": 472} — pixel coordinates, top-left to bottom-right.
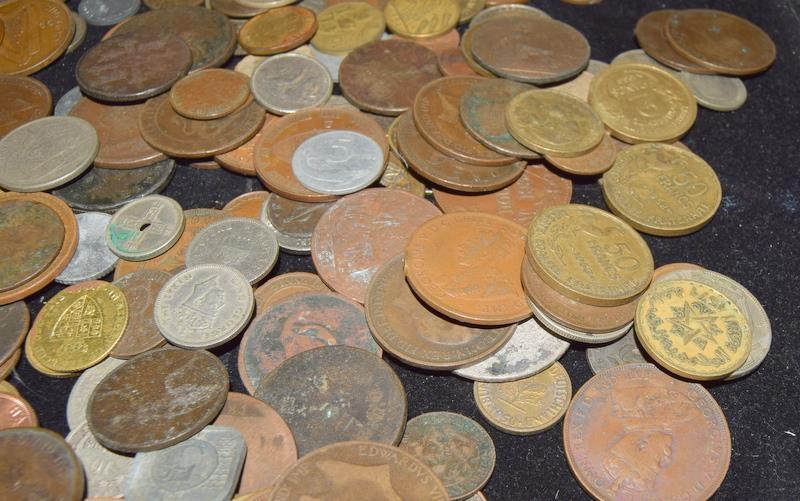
{"left": 55, "top": 212, "right": 119, "bottom": 285}
{"left": 253, "top": 272, "right": 330, "bottom": 315}
{"left": 66, "top": 357, "right": 126, "bottom": 430}
{"left": 224, "top": 191, "right": 270, "bottom": 219}
{"left": 379, "top": 152, "right": 427, "bottom": 197}
{"left": 215, "top": 117, "right": 277, "bottom": 176}
{"left": 239, "top": 6, "right": 317, "bottom": 56}
{"left": 66, "top": 420, "right": 133, "bottom": 498}
{"left": 399, "top": 411, "right": 495, "bottom": 499}
{"left": 585, "top": 325, "right": 647, "bottom": 374}
{"left": 87, "top": 347, "right": 229, "bottom": 452}
{"left": 634, "top": 10, "right": 716, "bottom": 74}
{"left": 366, "top": 255, "right": 516, "bottom": 370}
{"left": 260, "top": 193, "right": 331, "bottom": 255}
{"left": 312, "top": 187, "right": 441, "bottom": 303}
{"left": 170, "top": 69, "right": 251, "bottom": 120}
{"left": 312, "top": 2, "right": 384, "bottom": 55}
{"left": 239, "top": 292, "right": 381, "bottom": 394}
{"left": 384, "top": 0, "right": 459, "bottom": 39}
{"left": 474, "top": 362, "right": 571, "bottom": 434}
{"left": 110, "top": 270, "right": 171, "bottom": 359}
{"left": 563, "top": 363, "right": 731, "bottom": 500}
{"left": 459, "top": 27, "right": 495, "bottom": 77}
{"left": 250, "top": 54, "right": 332, "bottom": 115}
{"left": 0, "top": 0, "right": 73, "bottom": 76}
{"left": 186, "top": 218, "right": 279, "bottom": 284}
{"left": 79, "top": 0, "right": 140, "bottom": 26}
{"left": 155, "top": 265, "right": 254, "bottom": 349}
{"left": 0, "top": 393, "right": 37, "bottom": 429}
{"left": 438, "top": 46, "right": 481, "bottom": 77}
{"left": 106, "top": 195, "right": 185, "bottom": 261}
{"left": 545, "top": 133, "right": 617, "bottom": 176}
{"left": 405, "top": 212, "right": 531, "bottom": 325}
{"left": 0, "top": 302, "right": 28, "bottom": 365}
{"left": 678, "top": 72, "right": 748, "bottom": 112}
{"left": 0, "top": 75, "right": 52, "bottom": 137}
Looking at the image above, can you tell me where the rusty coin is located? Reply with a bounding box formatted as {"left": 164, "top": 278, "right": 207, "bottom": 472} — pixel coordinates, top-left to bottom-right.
{"left": 545, "top": 132, "right": 617, "bottom": 176}
{"left": 239, "top": 6, "right": 317, "bottom": 56}
{"left": 224, "top": 191, "right": 270, "bottom": 219}
{"left": 634, "top": 10, "right": 716, "bottom": 74}
{"left": 109, "top": 270, "right": 171, "bottom": 359}
{"left": 0, "top": 0, "right": 73, "bottom": 76}
{"left": 0, "top": 301, "right": 28, "bottom": 365}
{"left": 170, "top": 69, "right": 251, "bottom": 120}
{"left": 215, "top": 115, "right": 277, "bottom": 176}
{"left": 0, "top": 393, "right": 37, "bottom": 430}
{"left": 0, "top": 75, "right": 52, "bottom": 138}
{"left": 260, "top": 193, "right": 331, "bottom": 254}
{"left": 253, "top": 272, "right": 330, "bottom": 316}
{"left": 438, "top": 46, "right": 480, "bottom": 76}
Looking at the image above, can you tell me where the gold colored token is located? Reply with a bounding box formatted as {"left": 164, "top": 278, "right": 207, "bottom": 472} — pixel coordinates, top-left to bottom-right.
{"left": 602, "top": 143, "right": 722, "bottom": 236}
{"left": 311, "top": 2, "right": 385, "bottom": 55}
{"left": 459, "top": 0, "right": 485, "bottom": 23}
{"left": 0, "top": 380, "right": 20, "bottom": 397}
{"left": 588, "top": 63, "right": 697, "bottom": 144}
{"left": 506, "top": 90, "right": 605, "bottom": 157}
{"left": 24, "top": 330, "right": 73, "bottom": 378}
{"left": 635, "top": 279, "right": 752, "bottom": 380}
{"left": 474, "top": 362, "right": 572, "bottom": 435}
{"left": 527, "top": 204, "right": 654, "bottom": 306}
{"left": 385, "top": 0, "right": 461, "bottom": 39}
{"left": 28, "top": 281, "right": 128, "bottom": 373}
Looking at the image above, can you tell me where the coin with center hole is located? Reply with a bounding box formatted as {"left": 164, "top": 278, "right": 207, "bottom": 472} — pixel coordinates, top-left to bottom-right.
{"left": 106, "top": 195, "right": 185, "bottom": 262}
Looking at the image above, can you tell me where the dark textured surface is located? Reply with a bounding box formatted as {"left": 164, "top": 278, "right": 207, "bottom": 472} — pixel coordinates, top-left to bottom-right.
{"left": 10, "top": 0, "right": 799, "bottom": 499}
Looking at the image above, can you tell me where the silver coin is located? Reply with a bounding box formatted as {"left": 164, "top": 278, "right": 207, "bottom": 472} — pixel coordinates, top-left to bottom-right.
{"left": 259, "top": 193, "right": 331, "bottom": 254}
{"left": 67, "top": 11, "right": 88, "bottom": 54}
{"left": 0, "top": 116, "right": 98, "bottom": 192}
{"left": 585, "top": 327, "right": 648, "bottom": 375}
{"left": 154, "top": 264, "right": 254, "bottom": 349}
{"left": 454, "top": 317, "right": 570, "bottom": 382}
{"left": 66, "top": 357, "right": 126, "bottom": 430}
{"left": 79, "top": 0, "right": 141, "bottom": 27}
{"left": 309, "top": 45, "right": 343, "bottom": 83}
{"left": 611, "top": 49, "right": 679, "bottom": 76}
{"left": 678, "top": 72, "right": 747, "bottom": 112}
{"left": 235, "top": 45, "right": 314, "bottom": 78}
{"left": 186, "top": 217, "right": 279, "bottom": 284}
{"left": 586, "top": 59, "right": 609, "bottom": 75}
{"left": 66, "top": 420, "right": 133, "bottom": 498}
{"left": 292, "top": 130, "right": 385, "bottom": 195}
{"left": 124, "top": 425, "right": 246, "bottom": 501}
{"left": 528, "top": 298, "right": 631, "bottom": 344}
{"left": 469, "top": 4, "right": 550, "bottom": 29}
{"left": 56, "top": 212, "right": 118, "bottom": 284}
{"left": 250, "top": 53, "right": 333, "bottom": 116}
{"left": 54, "top": 86, "right": 84, "bottom": 116}
{"left": 106, "top": 195, "right": 185, "bottom": 261}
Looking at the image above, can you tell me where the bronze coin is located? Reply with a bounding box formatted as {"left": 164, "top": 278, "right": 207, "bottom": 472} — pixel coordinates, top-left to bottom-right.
{"left": 438, "top": 46, "right": 480, "bottom": 77}
{"left": 413, "top": 76, "right": 517, "bottom": 166}
{"left": 0, "top": 75, "right": 52, "bottom": 138}
{"left": 223, "top": 191, "right": 270, "bottom": 219}
{"left": 0, "top": 393, "right": 37, "bottom": 429}
{"left": 70, "top": 97, "right": 167, "bottom": 169}
{"left": 170, "top": 69, "right": 251, "bottom": 120}
{"left": 254, "top": 107, "right": 387, "bottom": 202}
{"left": 110, "top": 270, "right": 171, "bottom": 359}
{"left": 312, "top": 187, "right": 441, "bottom": 303}
{"left": 254, "top": 272, "right": 330, "bottom": 316}
{"left": 563, "top": 363, "right": 731, "bottom": 500}
{"left": 634, "top": 10, "right": 716, "bottom": 74}
{"left": 238, "top": 6, "right": 318, "bottom": 56}
{"left": 262, "top": 193, "right": 332, "bottom": 255}
{"left": 396, "top": 28, "right": 460, "bottom": 55}
{"left": 87, "top": 347, "right": 229, "bottom": 452}
{"left": 432, "top": 164, "right": 572, "bottom": 228}
{"left": 213, "top": 392, "right": 298, "bottom": 494}
{"left": 189, "top": 158, "right": 221, "bottom": 170}
{"left": 396, "top": 111, "right": 526, "bottom": 192}
{"left": 239, "top": 291, "right": 381, "bottom": 394}
{"left": 0, "top": 0, "right": 73, "bottom": 77}
{"left": 0, "top": 428, "right": 84, "bottom": 501}
{"left": 545, "top": 132, "right": 617, "bottom": 176}
{"left": 0, "top": 349, "right": 20, "bottom": 380}
{"left": 255, "top": 345, "right": 406, "bottom": 457}
{"left": 215, "top": 114, "right": 278, "bottom": 176}
{"left": 76, "top": 31, "right": 192, "bottom": 103}
{"left": 0, "top": 302, "right": 28, "bottom": 366}
{"left": 140, "top": 94, "right": 265, "bottom": 158}
{"left": 339, "top": 39, "right": 440, "bottom": 116}
{"left": 460, "top": 27, "right": 496, "bottom": 78}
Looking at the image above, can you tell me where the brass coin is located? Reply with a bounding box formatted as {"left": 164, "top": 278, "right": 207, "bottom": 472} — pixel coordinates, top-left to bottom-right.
{"left": 634, "top": 10, "right": 717, "bottom": 74}
{"left": 384, "top": 0, "right": 460, "bottom": 39}
{"left": 170, "top": 69, "right": 251, "bottom": 120}
{"left": 109, "top": 270, "right": 171, "bottom": 359}
{"left": 0, "top": 75, "right": 52, "bottom": 138}
{"left": 0, "top": 380, "right": 20, "bottom": 397}
{"left": 25, "top": 329, "right": 74, "bottom": 378}
{"left": 239, "top": 6, "right": 318, "bottom": 56}
{"left": 0, "top": 0, "right": 73, "bottom": 76}
{"left": 545, "top": 132, "right": 617, "bottom": 176}
{"left": 312, "top": 2, "right": 385, "bottom": 55}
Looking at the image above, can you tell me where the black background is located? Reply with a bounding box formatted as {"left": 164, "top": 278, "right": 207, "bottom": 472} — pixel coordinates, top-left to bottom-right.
{"left": 14, "top": 0, "right": 800, "bottom": 499}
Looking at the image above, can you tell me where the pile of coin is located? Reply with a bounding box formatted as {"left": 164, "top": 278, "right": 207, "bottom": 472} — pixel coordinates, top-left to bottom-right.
{"left": 0, "top": 1, "right": 777, "bottom": 499}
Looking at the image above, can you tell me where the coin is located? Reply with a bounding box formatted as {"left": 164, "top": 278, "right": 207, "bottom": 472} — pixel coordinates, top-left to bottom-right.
{"left": 0, "top": 393, "right": 37, "bottom": 430}
{"left": 170, "top": 69, "right": 251, "bottom": 120}
{"left": 0, "top": 381, "right": 20, "bottom": 397}
{"left": 548, "top": 70, "right": 595, "bottom": 102}
{"left": 458, "top": 0, "right": 484, "bottom": 22}
{"left": 215, "top": 117, "right": 277, "bottom": 176}
{"left": 254, "top": 272, "right": 330, "bottom": 315}
{"left": 384, "top": 0, "right": 459, "bottom": 39}
{"left": 634, "top": 10, "right": 716, "bottom": 74}
{"left": 260, "top": 193, "right": 331, "bottom": 255}
{"left": 0, "top": 116, "right": 98, "bottom": 192}
{"left": 545, "top": 133, "right": 617, "bottom": 176}
{"left": 678, "top": 72, "right": 748, "bottom": 112}
{"left": 309, "top": 44, "right": 345, "bottom": 83}
{"left": 563, "top": 363, "right": 731, "bottom": 500}
{"left": 611, "top": 48, "right": 674, "bottom": 72}
{"left": 147, "top": 0, "right": 204, "bottom": 7}
{"left": 400, "top": 411, "right": 495, "bottom": 499}
{"left": 67, "top": 11, "right": 88, "bottom": 53}
{"left": 106, "top": 195, "right": 185, "bottom": 261}
{"left": 0, "top": 302, "right": 28, "bottom": 366}
{"left": 0, "top": 0, "right": 73, "bottom": 76}
{"left": 469, "top": 3, "right": 549, "bottom": 28}
{"left": 66, "top": 357, "right": 126, "bottom": 430}
{"left": 250, "top": 54, "right": 333, "bottom": 115}
{"left": 312, "top": 2, "right": 385, "bottom": 55}
{"left": 79, "top": 0, "right": 141, "bottom": 26}
{"left": 66, "top": 420, "right": 133, "bottom": 498}
{"left": 0, "top": 349, "right": 20, "bottom": 380}
{"left": 396, "top": 27, "right": 460, "bottom": 55}
{"left": 586, "top": 58, "right": 609, "bottom": 74}
{"left": 223, "top": 191, "right": 269, "bottom": 219}
{"left": 267, "top": 441, "right": 448, "bottom": 500}
{"left": 379, "top": 151, "right": 427, "bottom": 197}
{"left": 0, "top": 75, "right": 52, "bottom": 138}
{"left": 55, "top": 212, "right": 119, "bottom": 285}
{"left": 109, "top": 270, "right": 170, "bottom": 359}
{"left": 211, "top": 0, "right": 264, "bottom": 16}
{"left": 239, "top": 6, "right": 317, "bottom": 56}
{"left": 459, "top": 27, "right": 496, "bottom": 77}
{"left": 585, "top": 324, "right": 647, "bottom": 374}
{"left": 438, "top": 46, "right": 480, "bottom": 76}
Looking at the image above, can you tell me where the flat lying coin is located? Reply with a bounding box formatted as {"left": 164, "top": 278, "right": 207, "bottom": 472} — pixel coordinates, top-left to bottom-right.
{"left": 251, "top": 54, "right": 332, "bottom": 115}
{"left": 56, "top": 212, "right": 118, "bottom": 284}
{"left": 170, "top": 69, "right": 251, "bottom": 120}
{"left": 585, "top": 324, "right": 647, "bottom": 374}
{"left": 79, "top": 0, "right": 141, "bottom": 26}
{"left": 313, "top": 2, "right": 384, "bottom": 55}
{"left": 0, "top": 75, "right": 52, "bottom": 137}
{"left": 253, "top": 272, "right": 330, "bottom": 315}
{"left": 384, "top": 0, "right": 459, "bottom": 39}
{"left": 469, "top": 4, "right": 550, "bottom": 28}
{"left": 634, "top": 10, "right": 715, "bottom": 74}
{"left": 611, "top": 48, "right": 675, "bottom": 73}
{"left": 0, "top": 393, "right": 37, "bottom": 429}
{"left": 106, "top": 195, "right": 185, "bottom": 261}
{"left": 66, "top": 420, "right": 133, "bottom": 499}
{"left": 239, "top": 6, "right": 317, "bottom": 56}
{"left": 110, "top": 270, "right": 170, "bottom": 359}
{"left": 0, "top": 0, "right": 73, "bottom": 76}
{"left": 679, "top": 72, "right": 748, "bottom": 112}
{"left": 66, "top": 357, "right": 126, "bottom": 430}
{"left": 260, "top": 193, "right": 332, "bottom": 255}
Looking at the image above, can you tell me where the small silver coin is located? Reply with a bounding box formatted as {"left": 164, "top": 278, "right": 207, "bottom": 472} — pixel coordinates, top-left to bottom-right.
{"left": 66, "top": 420, "right": 133, "bottom": 498}
{"left": 292, "top": 130, "right": 385, "bottom": 195}
{"left": 469, "top": 4, "right": 550, "bottom": 29}
{"left": 528, "top": 299, "right": 632, "bottom": 344}
{"left": 154, "top": 264, "right": 254, "bottom": 349}
{"left": 678, "top": 72, "right": 747, "bottom": 112}
{"left": 185, "top": 217, "right": 279, "bottom": 284}
{"left": 54, "top": 87, "right": 84, "bottom": 116}
{"left": 250, "top": 53, "right": 333, "bottom": 116}
{"left": 585, "top": 327, "right": 647, "bottom": 375}
{"left": 67, "top": 11, "right": 88, "bottom": 54}
{"left": 260, "top": 193, "right": 331, "bottom": 255}
{"left": 106, "top": 195, "right": 185, "bottom": 261}
{"left": 309, "top": 45, "right": 343, "bottom": 83}
{"left": 56, "top": 212, "right": 119, "bottom": 285}
{"left": 454, "top": 317, "right": 570, "bottom": 382}
{"left": 66, "top": 356, "right": 126, "bottom": 430}
{"left": 79, "top": 0, "right": 142, "bottom": 27}
{"left": 586, "top": 59, "right": 610, "bottom": 75}
{"left": 124, "top": 426, "right": 246, "bottom": 501}
{"left": 0, "top": 116, "right": 98, "bottom": 192}
{"left": 611, "top": 49, "right": 679, "bottom": 76}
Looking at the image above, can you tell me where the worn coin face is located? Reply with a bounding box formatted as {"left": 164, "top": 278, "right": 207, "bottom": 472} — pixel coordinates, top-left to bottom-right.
{"left": 0, "top": 75, "right": 52, "bottom": 137}
{"left": 56, "top": 212, "right": 118, "bottom": 285}
{"left": 111, "top": 270, "right": 170, "bottom": 358}
{"left": 438, "top": 46, "right": 480, "bottom": 77}
{"left": 223, "top": 191, "right": 270, "bottom": 219}
{"left": 66, "top": 357, "right": 126, "bottom": 430}
{"left": 634, "top": 10, "right": 716, "bottom": 74}
{"left": 0, "top": 393, "right": 37, "bottom": 430}
{"left": 251, "top": 54, "right": 332, "bottom": 115}
{"left": 384, "top": 0, "right": 459, "bottom": 39}
{"left": 106, "top": 195, "right": 185, "bottom": 261}
{"left": 239, "top": 6, "right": 317, "bottom": 56}
{"left": 66, "top": 420, "right": 133, "bottom": 498}
{"left": 253, "top": 272, "right": 330, "bottom": 315}
{"left": 545, "top": 133, "right": 617, "bottom": 176}
{"left": 564, "top": 363, "right": 731, "bottom": 500}
{"left": 79, "top": 0, "right": 141, "bottom": 26}
{"left": 0, "top": 0, "right": 73, "bottom": 76}
{"left": 678, "top": 72, "right": 748, "bottom": 112}
{"left": 260, "top": 193, "right": 331, "bottom": 254}
{"left": 312, "top": 2, "right": 385, "bottom": 55}
{"left": 0, "top": 302, "right": 28, "bottom": 366}
{"left": 170, "top": 69, "right": 251, "bottom": 120}
{"left": 585, "top": 325, "right": 647, "bottom": 374}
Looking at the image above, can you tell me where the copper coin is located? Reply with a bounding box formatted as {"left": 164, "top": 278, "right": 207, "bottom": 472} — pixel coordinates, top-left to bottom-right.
{"left": 0, "top": 75, "right": 52, "bottom": 138}
{"left": 396, "top": 111, "right": 526, "bottom": 192}
{"left": 254, "top": 107, "right": 388, "bottom": 202}
{"left": 460, "top": 27, "right": 496, "bottom": 78}
{"left": 261, "top": 193, "right": 332, "bottom": 254}
{"left": 545, "top": 132, "right": 617, "bottom": 176}
{"left": 76, "top": 31, "right": 192, "bottom": 103}
{"left": 239, "top": 6, "right": 317, "bottom": 56}
{"left": 212, "top": 392, "right": 298, "bottom": 494}
{"left": 634, "top": 10, "right": 716, "bottom": 74}
{"left": 255, "top": 345, "right": 406, "bottom": 457}
{"left": 239, "top": 291, "right": 381, "bottom": 394}
{"left": 0, "top": 393, "right": 37, "bottom": 430}
{"left": 215, "top": 114, "right": 278, "bottom": 176}
{"left": 438, "top": 46, "right": 480, "bottom": 76}
{"left": 140, "top": 94, "right": 265, "bottom": 158}
{"left": 87, "top": 347, "right": 228, "bottom": 452}
{"left": 189, "top": 158, "right": 222, "bottom": 170}
{"left": 0, "top": 301, "right": 28, "bottom": 365}
{"left": 563, "top": 363, "right": 731, "bottom": 500}
{"left": 432, "top": 164, "right": 572, "bottom": 228}
{"left": 0, "top": 349, "right": 20, "bottom": 380}
{"left": 366, "top": 255, "right": 516, "bottom": 369}
{"left": 253, "top": 272, "right": 330, "bottom": 316}
{"left": 70, "top": 97, "right": 166, "bottom": 169}
{"left": 470, "top": 16, "right": 590, "bottom": 84}
{"left": 0, "top": 0, "right": 73, "bottom": 76}
{"left": 0, "top": 428, "right": 84, "bottom": 501}
{"left": 395, "top": 28, "right": 460, "bottom": 55}
{"left": 224, "top": 191, "right": 270, "bottom": 219}
{"left": 312, "top": 187, "right": 441, "bottom": 303}
{"left": 170, "top": 69, "right": 251, "bottom": 120}
{"left": 110, "top": 270, "right": 171, "bottom": 359}
{"left": 339, "top": 39, "right": 440, "bottom": 116}
{"left": 405, "top": 212, "right": 531, "bottom": 325}
{"left": 413, "top": 76, "right": 517, "bottom": 166}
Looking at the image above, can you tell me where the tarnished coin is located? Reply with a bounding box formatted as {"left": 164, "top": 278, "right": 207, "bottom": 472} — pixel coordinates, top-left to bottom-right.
{"left": 679, "top": 72, "right": 748, "bottom": 112}
{"left": 66, "top": 420, "right": 133, "bottom": 499}
{"left": 106, "top": 195, "right": 185, "bottom": 261}
{"left": 255, "top": 345, "right": 406, "bottom": 456}
{"left": 459, "top": 27, "right": 494, "bottom": 77}
{"left": 0, "top": 0, "right": 73, "bottom": 76}
{"left": 239, "top": 6, "right": 317, "bottom": 56}
{"left": 379, "top": 151, "right": 427, "bottom": 197}
{"left": 125, "top": 426, "right": 246, "bottom": 501}
{"left": 79, "top": 0, "right": 141, "bottom": 26}
{"left": 0, "top": 302, "right": 28, "bottom": 366}
{"left": 251, "top": 54, "right": 332, "bottom": 115}
{"left": 0, "top": 75, "right": 52, "bottom": 137}
{"left": 469, "top": 3, "right": 549, "bottom": 28}
{"left": 253, "top": 272, "right": 330, "bottom": 315}
{"left": 56, "top": 212, "right": 118, "bottom": 285}
{"left": 585, "top": 326, "right": 647, "bottom": 374}
{"left": 545, "top": 132, "right": 617, "bottom": 176}
{"left": 528, "top": 298, "right": 632, "bottom": 345}
{"left": 66, "top": 357, "right": 126, "bottom": 430}
{"left": 634, "top": 10, "right": 716, "bottom": 74}
{"left": 0, "top": 393, "right": 37, "bottom": 430}
{"left": 395, "top": 27, "right": 460, "bottom": 55}
{"left": 260, "top": 193, "right": 331, "bottom": 254}
{"left": 400, "top": 412, "right": 495, "bottom": 499}
{"left": 155, "top": 265, "right": 254, "bottom": 349}
{"left": 110, "top": 270, "right": 171, "bottom": 359}
{"left": 384, "top": 0, "right": 459, "bottom": 39}
{"left": 312, "top": 2, "right": 385, "bottom": 55}
{"left": 564, "top": 364, "right": 731, "bottom": 500}
{"left": 215, "top": 117, "right": 277, "bottom": 176}
{"left": 186, "top": 218, "right": 279, "bottom": 284}
{"left": 224, "top": 191, "right": 270, "bottom": 219}
{"left": 438, "top": 46, "right": 481, "bottom": 77}
{"left": 170, "top": 69, "right": 251, "bottom": 120}
{"left": 67, "top": 11, "right": 88, "bottom": 53}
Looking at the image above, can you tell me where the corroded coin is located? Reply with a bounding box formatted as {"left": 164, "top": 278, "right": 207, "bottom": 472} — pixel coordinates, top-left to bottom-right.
{"left": 634, "top": 10, "right": 716, "bottom": 74}
{"left": 170, "top": 69, "right": 251, "bottom": 120}
{"left": 251, "top": 54, "right": 332, "bottom": 115}
{"left": 66, "top": 356, "right": 126, "bottom": 430}
{"left": 678, "top": 72, "right": 748, "bottom": 112}
{"left": 110, "top": 270, "right": 171, "bottom": 359}
{"left": 379, "top": 151, "right": 427, "bottom": 197}
{"left": 239, "top": 6, "right": 317, "bottom": 56}
{"left": 0, "top": 302, "right": 28, "bottom": 366}
{"left": 224, "top": 191, "right": 270, "bottom": 219}
{"left": 255, "top": 345, "right": 406, "bottom": 456}
{"left": 55, "top": 212, "right": 119, "bottom": 285}
{"left": 260, "top": 193, "right": 332, "bottom": 255}
{"left": 545, "top": 132, "right": 617, "bottom": 176}
{"left": 79, "top": 0, "right": 141, "bottom": 26}
{"left": 0, "top": 0, "right": 73, "bottom": 76}
{"left": 384, "top": 0, "right": 459, "bottom": 39}
{"left": 66, "top": 420, "right": 133, "bottom": 498}
{"left": 106, "top": 195, "right": 185, "bottom": 261}
{"left": 0, "top": 75, "right": 52, "bottom": 138}
{"left": 254, "top": 272, "right": 330, "bottom": 315}
{"left": 312, "top": 2, "right": 385, "bottom": 55}
{"left": 0, "top": 393, "right": 37, "bottom": 430}
{"left": 585, "top": 326, "right": 647, "bottom": 374}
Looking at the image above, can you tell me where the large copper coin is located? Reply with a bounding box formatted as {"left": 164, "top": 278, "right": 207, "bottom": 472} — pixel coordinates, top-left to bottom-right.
{"left": 0, "top": 392, "right": 37, "bottom": 429}
{"left": 0, "top": 0, "right": 73, "bottom": 76}
{"left": 312, "top": 188, "right": 441, "bottom": 303}
{"left": 254, "top": 107, "right": 388, "bottom": 202}
{"left": 432, "top": 164, "right": 572, "bottom": 228}
{"left": 563, "top": 363, "right": 731, "bottom": 500}
{"left": 0, "top": 75, "right": 52, "bottom": 138}
{"left": 0, "top": 428, "right": 84, "bottom": 501}
{"left": 87, "top": 347, "right": 229, "bottom": 452}
{"left": 366, "top": 255, "right": 516, "bottom": 369}
{"left": 170, "top": 69, "right": 251, "bottom": 120}
{"left": 110, "top": 270, "right": 170, "bottom": 359}
{"left": 255, "top": 345, "right": 406, "bottom": 457}
{"left": 339, "top": 39, "right": 440, "bottom": 116}
{"left": 76, "top": 31, "right": 192, "bottom": 103}
{"left": 0, "top": 301, "right": 28, "bottom": 365}
{"left": 254, "top": 272, "right": 330, "bottom": 314}
{"left": 70, "top": 97, "right": 166, "bottom": 169}
{"left": 238, "top": 6, "right": 317, "bottom": 56}
{"left": 634, "top": 10, "right": 715, "bottom": 74}
{"left": 215, "top": 114, "right": 277, "bottom": 176}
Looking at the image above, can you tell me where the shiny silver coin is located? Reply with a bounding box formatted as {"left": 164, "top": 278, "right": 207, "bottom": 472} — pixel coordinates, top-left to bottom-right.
{"left": 54, "top": 87, "right": 84, "bottom": 116}
{"left": 678, "top": 72, "right": 747, "bottom": 112}
{"left": 56, "top": 212, "right": 119, "bottom": 285}
{"left": 528, "top": 299, "right": 631, "bottom": 344}
{"left": 585, "top": 327, "right": 647, "bottom": 375}
{"left": 250, "top": 53, "right": 333, "bottom": 116}
{"left": 105, "top": 195, "right": 184, "bottom": 261}
{"left": 66, "top": 420, "right": 133, "bottom": 498}
{"left": 66, "top": 357, "right": 126, "bottom": 430}
{"left": 79, "top": 0, "right": 141, "bottom": 27}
